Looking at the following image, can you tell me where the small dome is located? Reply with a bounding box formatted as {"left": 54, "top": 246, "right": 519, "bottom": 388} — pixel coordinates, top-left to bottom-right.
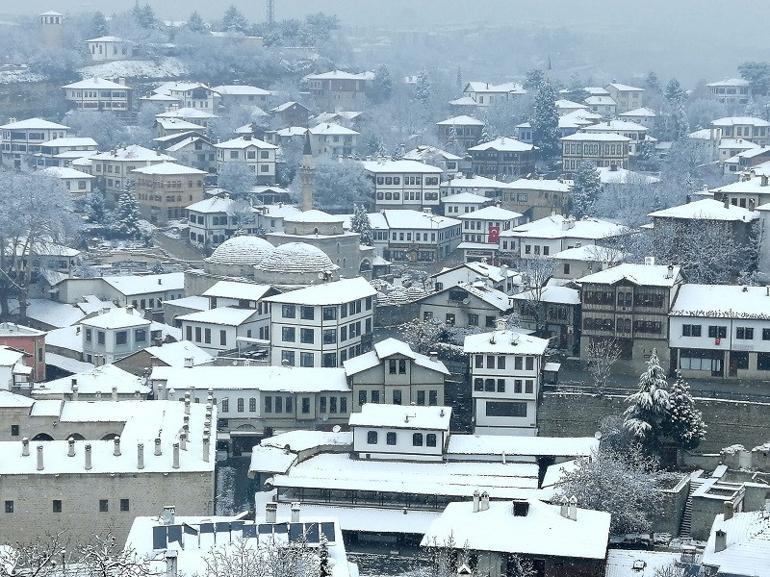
{"left": 256, "top": 242, "right": 335, "bottom": 273}
{"left": 208, "top": 236, "right": 274, "bottom": 266}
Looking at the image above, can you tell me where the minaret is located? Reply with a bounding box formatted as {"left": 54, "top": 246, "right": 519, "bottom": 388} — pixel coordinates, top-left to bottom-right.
{"left": 300, "top": 131, "right": 314, "bottom": 212}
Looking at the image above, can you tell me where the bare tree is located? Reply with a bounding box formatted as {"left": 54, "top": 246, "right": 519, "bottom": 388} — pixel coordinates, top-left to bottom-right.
{"left": 77, "top": 533, "right": 156, "bottom": 577}
{"left": 0, "top": 532, "right": 74, "bottom": 577}
{"left": 586, "top": 338, "right": 621, "bottom": 394}
{"left": 201, "top": 538, "right": 318, "bottom": 577}
{"left": 518, "top": 257, "right": 555, "bottom": 334}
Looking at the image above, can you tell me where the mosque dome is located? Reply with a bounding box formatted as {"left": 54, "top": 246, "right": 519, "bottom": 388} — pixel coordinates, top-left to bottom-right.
{"left": 208, "top": 236, "right": 274, "bottom": 266}
{"left": 255, "top": 242, "right": 336, "bottom": 274}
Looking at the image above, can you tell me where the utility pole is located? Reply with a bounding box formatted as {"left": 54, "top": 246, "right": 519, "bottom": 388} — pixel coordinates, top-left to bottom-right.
{"left": 266, "top": 0, "right": 275, "bottom": 26}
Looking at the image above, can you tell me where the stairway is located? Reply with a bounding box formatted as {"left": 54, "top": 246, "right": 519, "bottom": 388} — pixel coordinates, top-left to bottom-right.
{"left": 679, "top": 473, "right": 705, "bottom": 538}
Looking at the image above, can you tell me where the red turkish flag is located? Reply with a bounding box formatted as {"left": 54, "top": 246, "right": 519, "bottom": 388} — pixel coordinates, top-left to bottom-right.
{"left": 488, "top": 225, "right": 500, "bottom": 244}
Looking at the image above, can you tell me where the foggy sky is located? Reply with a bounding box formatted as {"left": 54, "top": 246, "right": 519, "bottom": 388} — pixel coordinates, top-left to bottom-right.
{"left": 4, "top": 0, "right": 770, "bottom": 81}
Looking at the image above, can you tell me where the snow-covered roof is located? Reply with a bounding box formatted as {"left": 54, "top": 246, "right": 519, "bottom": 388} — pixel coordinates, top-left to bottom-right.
{"left": 164, "top": 135, "right": 210, "bottom": 152}
{"left": 361, "top": 159, "right": 444, "bottom": 174}
{"left": 207, "top": 236, "right": 274, "bottom": 266}
{"left": 508, "top": 214, "right": 628, "bottom": 240}
{"left": 380, "top": 210, "right": 460, "bottom": 230}
{"left": 0, "top": 346, "right": 24, "bottom": 367}
{"left": 91, "top": 145, "right": 174, "bottom": 162}
{"left": 712, "top": 176, "right": 770, "bottom": 196}
{"left": 32, "top": 364, "right": 147, "bottom": 397}
{"left": 80, "top": 307, "right": 151, "bottom": 330}
{"left": 464, "top": 330, "right": 549, "bottom": 355}
{"left": 689, "top": 128, "right": 720, "bottom": 140}
{"left": 264, "top": 277, "right": 375, "bottom": 306}
{"left": 255, "top": 242, "right": 337, "bottom": 274}
{"left": 304, "top": 69, "right": 374, "bottom": 81}
{"left": 582, "top": 119, "right": 648, "bottom": 132}
{"left": 161, "top": 295, "right": 209, "bottom": 312}
{"left": 284, "top": 209, "right": 344, "bottom": 224}
{"left": 213, "top": 136, "right": 277, "bottom": 150}
{"left": 40, "top": 166, "right": 94, "bottom": 180}
{"left": 605, "top": 550, "right": 688, "bottom": 577}
{"left": 649, "top": 198, "right": 757, "bottom": 222}
{"left": 212, "top": 84, "right": 271, "bottom": 96}
{"left": 440, "top": 192, "right": 491, "bottom": 204}
{"left": 468, "top": 137, "right": 536, "bottom": 152}
{"left": 86, "top": 35, "right": 126, "bottom": 42}
{"left": 177, "top": 306, "right": 258, "bottom": 327}
{"left": 433, "top": 261, "right": 521, "bottom": 284}
{"left": 343, "top": 337, "right": 450, "bottom": 376}
{"left": 0, "top": 390, "right": 35, "bottom": 408}
{"left": 350, "top": 403, "right": 451, "bottom": 430}
{"left": 702, "top": 511, "right": 770, "bottom": 577}
{"left": 0, "top": 322, "right": 45, "bottom": 337}
{"left": 131, "top": 161, "right": 206, "bottom": 176}
{"left": 619, "top": 107, "right": 657, "bottom": 118}
{"left": 402, "top": 145, "right": 462, "bottom": 162}
{"left": 436, "top": 114, "right": 484, "bottom": 126}
{"left": 156, "top": 107, "right": 217, "bottom": 120}
{"left": 442, "top": 174, "right": 521, "bottom": 190}
{"left": 202, "top": 281, "right": 273, "bottom": 302}
{"left": 261, "top": 430, "right": 352, "bottom": 453}
{"left": 578, "top": 262, "right": 681, "bottom": 287}
{"left": 555, "top": 98, "right": 587, "bottom": 110}
{"left": 606, "top": 82, "right": 644, "bottom": 92}
{"left": 421, "top": 499, "right": 610, "bottom": 559}
{"left": 552, "top": 244, "right": 625, "bottom": 262}
{"left": 456, "top": 205, "right": 522, "bottom": 221}
{"left": 433, "top": 281, "right": 512, "bottom": 311}
{"left": 270, "top": 100, "right": 306, "bottom": 113}
{"left": 561, "top": 132, "right": 630, "bottom": 142}
{"left": 139, "top": 340, "right": 213, "bottom": 367}
{"left": 671, "top": 284, "right": 770, "bottom": 319}
{"left": 448, "top": 96, "right": 479, "bottom": 106}
{"left": 584, "top": 95, "right": 616, "bottom": 106}
{"left": 249, "top": 445, "right": 297, "bottom": 475}
{"left": 102, "top": 272, "right": 184, "bottom": 296}
{"left": 155, "top": 117, "right": 206, "bottom": 131}
{"left": 712, "top": 116, "right": 770, "bottom": 127}
{"left": 40, "top": 136, "right": 97, "bottom": 148}
{"left": 151, "top": 365, "right": 349, "bottom": 393}
{"left": 707, "top": 77, "right": 750, "bottom": 87}
{"left": 719, "top": 139, "right": 760, "bottom": 151}
{"left": 597, "top": 167, "right": 661, "bottom": 185}
{"left": 63, "top": 77, "right": 129, "bottom": 90}
{"left": 465, "top": 81, "right": 525, "bottom": 94}
{"left": 0, "top": 117, "right": 69, "bottom": 130}
{"left": 23, "top": 299, "right": 85, "bottom": 328}
{"left": 510, "top": 285, "right": 580, "bottom": 305}
{"left": 308, "top": 122, "right": 359, "bottom": 136}
{"left": 447, "top": 435, "right": 598, "bottom": 458}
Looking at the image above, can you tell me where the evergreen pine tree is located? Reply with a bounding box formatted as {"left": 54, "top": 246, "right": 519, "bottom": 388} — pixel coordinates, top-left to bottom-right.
{"left": 85, "top": 192, "right": 107, "bottom": 225}
{"left": 531, "top": 80, "right": 560, "bottom": 161}
{"left": 479, "top": 123, "right": 491, "bottom": 143}
{"left": 222, "top": 5, "right": 248, "bottom": 33}
{"left": 114, "top": 193, "right": 141, "bottom": 239}
{"left": 187, "top": 11, "right": 206, "bottom": 33}
{"left": 664, "top": 78, "right": 686, "bottom": 105}
{"left": 134, "top": 3, "right": 156, "bottom": 29}
{"left": 623, "top": 349, "right": 671, "bottom": 451}
{"left": 351, "top": 204, "right": 373, "bottom": 245}
{"left": 665, "top": 371, "right": 706, "bottom": 450}
{"left": 570, "top": 161, "right": 601, "bottom": 218}
{"left": 371, "top": 65, "right": 393, "bottom": 102}
{"left": 524, "top": 68, "right": 546, "bottom": 91}
{"left": 670, "top": 103, "right": 690, "bottom": 141}
{"left": 456, "top": 66, "right": 463, "bottom": 93}
{"left": 91, "top": 11, "right": 109, "bottom": 37}
{"left": 413, "top": 71, "right": 431, "bottom": 105}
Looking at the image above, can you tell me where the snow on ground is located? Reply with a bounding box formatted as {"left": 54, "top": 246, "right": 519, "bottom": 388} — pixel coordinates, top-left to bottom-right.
{"left": 0, "top": 68, "right": 45, "bottom": 84}
{"left": 78, "top": 58, "right": 189, "bottom": 80}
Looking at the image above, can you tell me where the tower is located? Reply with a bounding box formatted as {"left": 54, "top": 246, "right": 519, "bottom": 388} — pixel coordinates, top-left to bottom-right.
{"left": 266, "top": 0, "right": 275, "bottom": 26}
{"left": 300, "top": 131, "right": 314, "bottom": 212}
{"left": 40, "top": 11, "right": 64, "bottom": 46}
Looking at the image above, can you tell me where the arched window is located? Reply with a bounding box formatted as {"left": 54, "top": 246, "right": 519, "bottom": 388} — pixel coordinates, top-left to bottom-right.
{"left": 66, "top": 433, "right": 85, "bottom": 441}
{"left": 32, "top": 433, "right": 54, "bottom": 441}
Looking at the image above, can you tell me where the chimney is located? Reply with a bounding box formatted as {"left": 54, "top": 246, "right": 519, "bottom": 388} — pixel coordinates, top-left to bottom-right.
{"left": 560, "top": 497, "right": 569, "bottom": 518}
{"left": 714, "top": 529, "right": 727, "bottom": 553}
{"left": 512, "top": 500, "right": 529, "bottom": 517}
{"left": 36, "top": 445, "right": 44, "bottom": 470}
{"left": 723, "top": 500, "right": 734, "bottom": 521}
{"left": 567, "top": 496, "right": 577, "bottom": 520}
{"left": 179, "top": 432, "right": 187, "bottom": 451}
{"left": 137, "top": 443, "right": 145, "bottom": 469}
{"left": 68, "top": 437, "right": 75, "bottom": 457}
{"left": 202, "top": 434, "right": 210, "bottom": 462}
{"left": 161, "top": 505, "right": 175, "bottom": 525}
{"left": 113, "top": 436, "right": 121, "bottom": 456}
{"left": 168, "top": 388, "right": 175, "bottom": 401}
{"left": 429, "top": 351, "right": 438, "bottom": 362}
{"left": 85, "top": 444, "right": 92, "bottom": 470}
{"left": 165, "top": 550, "right": 178, "bottom": 577}
{"left": 184, "top": 357, "right": 194, "bottom": 368}
{"left": 111, "top": 386, "right": 118, "bottom": 401}
{"left": 724, "top": 196, "right": 730, "bottom": 210}
{"left": 666, "top": 264, "right": 674, "bottom": 279}
{"left": 71, "top": 383, "right": 79, "bottom": 401}
{"left": 472, "top": 490, "right": 480, "bottom": 513}
{"left": 95, "top": 390, "right": 102, "bottom": 401}
{"left": 761, "top": 175, "right": 768, "bottom": 187}
{"left": 266, "top": 502, "right": 277, "bottom": 523}
{"left": 479, "top": 491, "right": 490, "bottom": 511}
{"left": 172, "top": 443, "right": 180, "bottom": 469}
{"left": 22, "top": 437, "right": 29, "bottom": 457}
{"left": 155, "top": 437, "right": 162, "bottom": 456}
{"left": 291, "top": 502, "right": 301, "bottom": 523}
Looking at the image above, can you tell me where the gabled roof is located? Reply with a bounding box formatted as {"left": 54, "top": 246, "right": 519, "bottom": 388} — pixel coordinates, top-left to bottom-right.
{"left": 379, "top": 210, "right": 460, "bottom": 230}
{"left": 712, "top": 116, "right": 770, "bottom": 127}
{"left": 212, "top": 84, "right": 270, "bottom": 96}
{"left": 707, "top": 77, "right": 750, "bottom": 87}
{"left": 349, "top": 403, "right": 451, "bottom": 430}
{"left": 597, "top": 167, "right": 660, "bottom": 185}
{"left": 511, "top": 285, "right": 580, "bottom": 305}
{"left": 702, "top": 511, "right": 770, "bottom": 577}
{"left": 63, "top": 77, "right": 129, "bottom": 90}
{"left": 304, "top": 69, "right": 374, "bottom": 81}
{"left": 308, "top": 122, "right": 359, "bottom": 136}
{"left": 403, "top": 145, "right": 462, "bottom": 162}
{"left": 86, "top": 35, "right": 126, "bottom": 42}
{"left": 102, "top": 272, "right": 184, "bottom": 295}
{"left": 41, "top": 166, "right": 94, "bottom": 180}
{"left": 440, "top": 191, "right": 491, "bottom": 204}
{"left": 131, "top": 161, "right": 207, "bottom": 176}
{"left": 91, "top": 145, "right": 173, "bottom": 162}
{"left": 361, "top": 159, "right": 443, "bottom": 173}
{"left": 468, "top": 137, "right": 536, "bottom": 152}
{"left": 584, "top": 95, "right": 616, "bottom": 106}
{"left": 213, "top": 136, "right": 277, "bottom": 150}
{"left": 436, "top": 115, "right": 484, "bottom": 126}
{"left": 671, "top": 284, "right": 770, "bottom": 319}
{"left": 619, "top": 107, "right": 657, "bottom": 118}
{"left": 264, "top": 277, "right": 376, "bottom": 306}
{"left": 39, "top": 136, "right": 97, "bottom": 148}
{"left": 0, "top": 117, "right": 69, "bottom": 130}
{"left": 508, "top": 214, "right": 628, "bottom": 240}
{"left": 464, "top": 329, "right": 549, "bottom": 355}
{"left": 606, "top": 82, "right": 644, "bottom": 92}
{"left": 456, "top": 205, "right": 522, "bottom": 221}
{"left": 202, "top": 281, "right": 274, "bottom": 301}
{"left": 177, "top": 306, "right": 259, "bottom": 327}
{"left": 648, "top": 198, "right": 757, "bottom": 222}
{"left": 80, "top": 307, "right": 151, "bottom": 330}
{"left": 507, "top": 178, "right": 570, "bottom": 192}
{"left": 577, "top": 263, "right": 681, "bottom": 287}
{"left": 343, "top": 337, "right": 450, "bottom": 376}
{"left": 155, "top": 117, "right": 206, "bottom": 131}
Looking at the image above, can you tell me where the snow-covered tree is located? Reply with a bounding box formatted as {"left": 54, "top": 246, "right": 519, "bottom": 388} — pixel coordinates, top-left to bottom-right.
{"left": 645, "top": 71, "right": 661, "bottom": 93}
{"left": 311, "top": 159, "right": 374, "bottom": 213}
{"left": 558, "top": 445, "right": 669, "bottom": 535}
{"left": 524, "top": 68, "right": 546, "bottom": 91}
{"left": 623, "top": 349, "right": 670, "bottom": 451}
{"left": 370, "top": 65, "right": 393, "bottom": 103}
{"left": 738, "top": 61, "right": 770, "bottom": 96}
{"left": 664, "top": 371, "right": 706, "bottom": 450}
{"left": 133, "top": 3, "right": 157, "bottom": 29}
{"left": 531, "top": 80, "right": 560, "bottom": 161}
{"left": 318, "top": 535, "right": 330, "bottom": 577}
{"left": 84, "top": 192, "right": 107, "bottom": 225}
{"left": 398, "top": 317, "right": 446, "bottom": 355}
{"left": 586, "top": 338, "right": 622, "bottom": 394}
{"left": 91, "top": 11, "right": 109, "bottom": 37}
{"left": 570, "top": 161, "right": 601, "bottom": 218}
{"left": 202, "top": 537, "right": 318, "bottom": 577}
{"left": 114, "top": 193, "right": 141, "bottom": 239}
{"left": 187, "top": 11, "right": 207, "bottom": 33}
{"left": 413, "top": 70, "right": 432, "bottom": 105}
{"left": 350, "top": 205, "right": 373, "bottom": 246}
{"left": 669, "top": 103, "right": 690, "bottom": 141}
{"left": 217, "top": 162, "right": 257, "bottom": 196}
{"left": 221, "top": 5, "right": 249, "bottom": 33}
{"left": 664, "top": 78, "right": 686, "bottom": 105}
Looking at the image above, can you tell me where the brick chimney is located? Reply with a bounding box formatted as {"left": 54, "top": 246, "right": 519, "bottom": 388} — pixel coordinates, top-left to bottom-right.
{"left": 137, "top": 443, "right": 145, "bottom": 469}
{"left": 36, "top": 445, "right": 44, "bottom": 470}
{"left": 85, "top": 444, "right": 92, "bottom": 470}
{"left": 714, "top": 529, "right": 727, "bottom": 553}
{"left": 68, "top": 437, "right": 75, "bottom": 457}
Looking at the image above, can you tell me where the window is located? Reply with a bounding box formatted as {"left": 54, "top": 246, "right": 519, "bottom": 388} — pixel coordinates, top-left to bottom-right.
{"left": 486, "top": 355, "right": 495, "bottom": 368}
{"left": 195, "top": 327, "right": 202, "bottom": 342}
{"left": 763, "top": 328, "right": 770, "bottom": 341}
{"left": 475, "top": 355, "right": 483, "bottom": 368}
{"left": 282, "top": 304, "right": 296, "bottom": 318}
{"left": 417, "top": 390, "right": 426, "bottom": 405}
{"left": 468, "top": 313, "right": 479, "bottom": 326}
{"left": 484, "top": 378, "right": 495, "bottom": 392}
{"left": 264, "top": 396, "right": 273, "bottom": 413}
{"left": 386, "top": 432, "right": 397, "bottom": 445}
{"left": 275, "top": 397, "right": 283, "bottom": 413}
{"left": 525, "top": 357, "right": 534, "bottom": 370}
{"left": 282, "top": 327, "right": 296, "bottom": 342}
{"left": 221, "top": 399, "right": 229, "bottom": 413}
{"left": 371, "top": 390, "right": 380, "bottom": 403}
{"left": 135, "top": 329, "right": 147, "bottom": 342}
{"left": 445, "top": 313, "right": 455, "bottom": 325}
{"left": 85, "top": 328, "right": 92, "bottom": 342}
{"left": 388, "top": 359, "right": 397, "bottom": 374}
{"left": 10, "top": 425, "right": 19, "bottom": 436}
{"left": 736, "top": 327, "right": 754, "bottom": 340}
{"left": 322, "top": 353, "right": 337, "bottom": 367}
{"left": 301, "top": 328, "right": 315, "bottom": 344}
{"left": 474, "top": 378, "right": 483, "bottom": 391}
{"left": 525, "top": 380, "right": 534, "bottom": 393}
{"left": 53, "top": 500, "right": 62, "bottom": 513}
{"left": 515, "top": 357, "right": 522, "bottom": 370}
{"left": 204, "top": 328, "right": 211, "bottom": 344}
{"left": 323, "top": 306, "right": 337, "bottom": 320}
{"left": 682, "top": 324, "right": 701, "bottom": 337}
{"left": 97, "top": 331, "right": 105, "bottom": 345}
{"left": 220, "top": 330, "right": 227, "bottom": 346}
{"left": 393, "top": 390, "right": 402, "bottom": 405}
{"left": 322, "top": 329, "right": 336, "bottom": 344}
{"left": 300, "top": 352, "right": 314, "bottom": 367}
{"left": 237, "top": 398, "right": 244, "bottom": 413}
{"left": 759, "top": 352, "right": 770, "bottom": 371}
{"left": 281, "top": 350, "right": 295, "bottom": 366}
{"left": 300, "top": 306, "right": 315, "bottom": 320}
{"left": 398, "top": 359, "right": 406, "bottom": 374}
{"left": 497, "top": 356, "right": 506, "bottom": 369}
{"left": 708, "top": 325, "right": 727, "bottom": 339}
{"left": 413, "top": 433, "right": 423, "bottom": 446}
{"left": 426, "top": 433, "right": 437, "bottom": 447}
{"left": 497, "top": 379, "right": 505, "bottom": 392}
{"left": 120, "top": 499, "right": 130, "bottom": 512}
{"left": 99, "top": 499, "right": 109, "bottom": 512}
{"left": 367, "top": 431, "right": 378, "bottom": 444}
{"left": 429, "top": 390, "right": 438, "bottom": 405}
{"left": 249, "top": 398, "right": 257, "bottom": 412}
{"left": 359, "top": 390, "right": 367, "bottom": 406}
{"left": 5, "top": 501, "right": 13, "bottom": 513}
{"left": 302, "top": 397, "right": 311, "bottom": 414}
{"left": 486, "top": 401, "right": 527, "bottom": 417}
{"left": 486, "top": 316, "right": 496, "bottom": 328}
{"left": 732, "top": 351, "right": 749, "bottom": 370}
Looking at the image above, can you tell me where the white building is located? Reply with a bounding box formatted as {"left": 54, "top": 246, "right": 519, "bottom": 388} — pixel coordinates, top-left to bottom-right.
{"left": 430, "top": 261, "right": 522, "bottom": 295}
{"left": 457, "top": 205, "right": 523, "bottom": 262}
{"left": 89, "top": 145, "right": 175, "bottom": 203}
{"left": 350, "top": 404, "right": 451, "bottom": 462}
{"left": 264, "top": 277, "right": 376, "bottom": 368}
{"left": 440, "top": 174, "right": 519, "bottom": 202}
{"left": 86, "top": 36, "right": 133, "bottom": 61}
{"left": 186, "top": 195, "right": 261, "bottom": 247}
{"left": 403, "top": 145, "right": 462, "bottom": 178}
{"left": 214, "top": 135, "right": 278, "bottom": 184}
{"left": 367, "top": 210, "right": 462, "bottom": 263}
{"left": 36, "top": 137, "right": 97, "bottom": 168}
{"left": 362, "top": 159, "right": 443, "bottom": 210}
{"left": 706, "top": 78, "right": 752, "bottom": 105}
{"left": 212, "top": 84, "right": 271, "bottom": 107}
{"left": 463, "top": 81, "right": 526, "bottom": 106}
{"left": 701, "top": 510, "right": 770, "bottom": 577}
{"left": 308, "top": 123, "right": 359, "bottom": 158}
{"left": 618, "top": 107, "right": 657, "bottom": 128}
{"left": 464, "top": 329, "right": 549, "bottom": 435}
{"left": 80, "top": 307, "right": 154, "bottom": 365}
{"left": 31, "top": 364, "right": 149, "bottom": 400}
{"left": 155, "top": 82, "right": 221, "bottom": 110}
{"left": 178, "top": 307, "right": 269, "bottom": 355}
{"left": 40, "top": 166, "right": 94, "bottom": 196}
{"left": 581, "top": 119, "right": 650, "bottom": 155}
{"left": 584, "top": 95, "right": 617, "bottom": 117}
{"left": 0, "top": 347, "right": 32, "bottom": 393}
{"left": 711, "top": 116, "right": 770, "bottom": 147}
{"left": 0, "top": 117, "right": 69, "bottom": 169}
{"left": 441, "top": 191, "right": 493, "bottom": 216}
{"left": 605, "top": 82, "right": 645, "bottom": 113}
{"left": 62, "top": 77, "right": 133, "bottom": 112}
